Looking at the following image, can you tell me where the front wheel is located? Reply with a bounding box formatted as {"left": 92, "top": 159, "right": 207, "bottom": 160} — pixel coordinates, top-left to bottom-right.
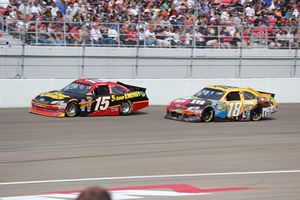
{"left": 250, "top": 106, "right": 262, "bottom": 121}
{"left": 120, "top": 101, "right": 132, "bottom": 116}
{"left": 65, "top": 102, "right": 79, "bottom": 117}
{"left": 201, "top": 108, "right": 214, "bottom": 122}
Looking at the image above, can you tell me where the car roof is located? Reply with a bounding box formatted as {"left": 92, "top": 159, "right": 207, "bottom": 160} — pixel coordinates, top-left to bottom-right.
{"left": 74, "top": 78, "right": 119, "bottom": 86}
{"left": 206, "top": 85, "right": 242, "bottom": 92}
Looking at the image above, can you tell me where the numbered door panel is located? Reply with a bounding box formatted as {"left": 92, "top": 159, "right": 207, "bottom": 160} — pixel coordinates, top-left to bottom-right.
{"left": 241, "top": 91, "right": 258, "bottom": 120}
{"left": 80, "top": 85, "right": 118, "bottom": 116}
{"left": 92, "top": 85, "right": 111, "bottom": 112}
{"left": 224, "top": 91, "right": 244, "bottom": 119}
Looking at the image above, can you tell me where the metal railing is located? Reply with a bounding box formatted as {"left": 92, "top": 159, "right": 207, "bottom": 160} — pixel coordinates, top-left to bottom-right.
{"left": 0, "top": 20, "right": 299, "bottom": 79}
{"left": 1, "top": 19, "right": 300, "bottom": 49}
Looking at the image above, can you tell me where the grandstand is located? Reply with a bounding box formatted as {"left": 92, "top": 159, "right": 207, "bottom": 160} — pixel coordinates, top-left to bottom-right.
{"left": 0, "top": 0, "right": 299, "bottom": 79}
{"left": 0, "top": 0, "right": 299, "bottom": 48}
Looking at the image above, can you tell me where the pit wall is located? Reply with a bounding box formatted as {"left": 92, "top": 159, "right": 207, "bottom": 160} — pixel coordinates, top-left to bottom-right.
{"left": 0, "top": 78, "right": 300, "bottom": 107}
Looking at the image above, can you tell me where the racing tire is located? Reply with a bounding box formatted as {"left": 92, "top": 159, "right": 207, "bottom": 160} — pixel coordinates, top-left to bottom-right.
{"left": 120, "top": 101, "right": 132, "bottom": 116}
{"left": 65, "top": 102, "right": 79, "bottom": 117}
{"left": 250, "top": 106, "right": 262, "bottom": 121}
{"left": 201, "top": 107, "right": 214, "bottom": 122}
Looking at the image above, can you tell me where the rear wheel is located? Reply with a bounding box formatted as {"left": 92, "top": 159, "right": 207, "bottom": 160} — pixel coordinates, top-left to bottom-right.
{"left": 250, "top": 106, "right": 262, "bottom": 121}
{"left": 120, "top": 101, "right": 132, "bottom": 115}
{"left": 201, "top": 107, "right": 214, "bottom": 122}
{"left": 65, "top": 102, "right": 79, "bottom": 117}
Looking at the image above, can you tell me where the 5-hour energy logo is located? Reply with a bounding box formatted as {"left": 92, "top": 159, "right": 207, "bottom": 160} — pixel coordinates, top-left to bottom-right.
{"left": 111, "top": 91, "right": 145, "bottom": 102}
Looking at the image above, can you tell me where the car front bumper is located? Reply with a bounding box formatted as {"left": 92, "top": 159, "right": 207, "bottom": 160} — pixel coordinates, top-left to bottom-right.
{"left": 165, "top": 109, "right": 202, "bottom": 122}
{"left": 29, "top": 101, "right": 65, "bottom": 117}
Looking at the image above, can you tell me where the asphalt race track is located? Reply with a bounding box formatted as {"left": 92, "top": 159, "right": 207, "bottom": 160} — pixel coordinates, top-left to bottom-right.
{"left": 0, "top": 104, "right": 300, "bottom": 199}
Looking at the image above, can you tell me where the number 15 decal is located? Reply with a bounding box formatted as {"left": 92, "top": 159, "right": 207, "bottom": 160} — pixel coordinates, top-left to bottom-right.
{"left": 95, "top": 96, "right": 110, "bottom": 111}
{"left": 227, "top": 102, "right": 243, "bottom": 117}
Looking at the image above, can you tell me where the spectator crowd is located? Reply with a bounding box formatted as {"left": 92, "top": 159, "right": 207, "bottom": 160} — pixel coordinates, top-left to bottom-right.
{"left": 0, "top": 0, "right": 300, "bottom": 48}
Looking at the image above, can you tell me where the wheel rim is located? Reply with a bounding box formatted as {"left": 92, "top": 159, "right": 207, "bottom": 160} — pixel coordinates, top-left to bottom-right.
{"left": 66, "top": 103, "right": 77, "bottom": 117}
{"left": 121, "top": 102, "right": 130, "bottom": 113}
{"left": 252, "top": 108, "right": 261, "bottom": 121}
{"left": 203, "top": 109, "right": 213, "bottom": 122}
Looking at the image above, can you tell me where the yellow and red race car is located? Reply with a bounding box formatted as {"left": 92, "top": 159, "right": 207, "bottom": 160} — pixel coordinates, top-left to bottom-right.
{"left": 165, "top": 85, "right": 277, "bottom": 122}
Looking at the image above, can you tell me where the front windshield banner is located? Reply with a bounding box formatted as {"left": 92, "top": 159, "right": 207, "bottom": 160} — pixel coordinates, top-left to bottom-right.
{"left": 61, "top": 82, "right": 91, "bottom": 95}
{"left": 194, "top": 88, "right": 224, "bottom": 100}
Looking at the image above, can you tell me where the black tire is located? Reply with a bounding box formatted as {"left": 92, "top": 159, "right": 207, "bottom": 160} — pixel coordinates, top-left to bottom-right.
{"left": 120, "top": 101, "right": 132, "bottom": 116}
{"left": 65, "top": 102, "right": 79, "bottom": 117}
{"left": 201, "top": 107, "right": 214, "bottom": 122}
{"left": 250, "top": 106, "right": 262, "bottom": 121}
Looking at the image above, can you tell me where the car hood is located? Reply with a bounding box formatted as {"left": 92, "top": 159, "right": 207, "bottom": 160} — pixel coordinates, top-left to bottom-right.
{"left": 34, "top": 90, "right": 72, "bottom": 104}
{"left": 168, "top": 96, "right": 212, "bottom": 109}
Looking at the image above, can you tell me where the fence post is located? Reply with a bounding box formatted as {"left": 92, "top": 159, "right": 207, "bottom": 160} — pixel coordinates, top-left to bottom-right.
{"left": 135, "top": 1, "right": 142, "bottom": 79}
{"left": 19, "top": 21, "right": 26, "bottom": 79}
{"left": 35, "top": 20, "right": 38, "bottom": 44}
{"left": 20, "top": 39, "right": 25, "bottom": 79}
{"left": 81, "top": 25, "right": 86, "bottom": 78}
{"left": 63, "top": 19, "right": 66, "bottom": 46}
{"left": 189, "top": 24, "right": 195, "bottom": 79}
{"left": 294, "top": 45, "right": 298, "bottom": 77}
{"left": 237, "top": 25, "right": 244, "bottom": 78}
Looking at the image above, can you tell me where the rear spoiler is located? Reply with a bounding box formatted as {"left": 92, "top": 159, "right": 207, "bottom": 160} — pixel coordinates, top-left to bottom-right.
{"left": 247, "top": 87, "right": 275, "bottom": 98}
{"left": 258, "top": 91, "right": 275, "bottom": 98}
{"left": 117, "top": 82, "right": 146, "bottom": 92}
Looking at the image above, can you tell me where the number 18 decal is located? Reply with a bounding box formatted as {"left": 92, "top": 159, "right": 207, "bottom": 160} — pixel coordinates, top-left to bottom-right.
{"left": 95, "top": 96, "right": 110, "bottom": 111}
{"left": 227, "top": 102, "right": 243, "bottom": 117}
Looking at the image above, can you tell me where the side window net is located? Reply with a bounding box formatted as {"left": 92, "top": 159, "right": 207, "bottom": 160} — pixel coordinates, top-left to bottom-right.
{"left": 94, "top": 86, "right": 110, "bottom": 96}
{"left": 244, "top": 92, "right": 257, "bottom": 100}
{"left": 226, "top": 92, "right": 241, "bottom": 101}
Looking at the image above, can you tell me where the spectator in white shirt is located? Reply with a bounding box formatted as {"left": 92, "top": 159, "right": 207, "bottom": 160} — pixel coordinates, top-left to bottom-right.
{"left": 0, "top": 0, "right": 9, "bottom": 8}
{"left": 90, "top": 24, "right": 103, "bottom": 45}
{"left": 18, "top": 2, "right": 30, "bottom": 16}
{"left": 245, "top": 5, "right": 255, "bottom": 17}
{"left": 145, "top": 26, "right": 157, "bottom": 46}
{"left": 50, "top": 2, "right": 59, "bottom": 18}
{"left": 30, "top": 2, "right": 42, "bottom": 16}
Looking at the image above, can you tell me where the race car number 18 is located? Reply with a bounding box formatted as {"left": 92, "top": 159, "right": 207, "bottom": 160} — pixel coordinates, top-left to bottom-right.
{"left": 228, "top": 102, "right": 243, "bottom": 117}
{"left": 95, "top": 96, "right": 110, "bottom": 111}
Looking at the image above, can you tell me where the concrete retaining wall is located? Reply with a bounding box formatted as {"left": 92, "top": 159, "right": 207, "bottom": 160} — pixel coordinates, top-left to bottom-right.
{"left": 0, "top": 46, "right": 299, "bottom": 79}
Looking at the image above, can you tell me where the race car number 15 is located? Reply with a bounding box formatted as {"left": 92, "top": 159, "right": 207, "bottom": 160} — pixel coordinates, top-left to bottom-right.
{"left": 227, "top": 102, "right": 243, "bottom": 117}
{"left": 95, "top": 96, "right": 110, "bottom": 111}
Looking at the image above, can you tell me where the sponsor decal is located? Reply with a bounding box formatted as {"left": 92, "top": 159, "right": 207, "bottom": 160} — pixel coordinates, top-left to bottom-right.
{"left": 0, "top": 184, "right": 254, "bottom": 200}
{"left": 262, "top": 105, "right": 277, "bottom": 117}
{"left": 140, "top": 91, "right": 146, "bottom": 97}
{"left": 111, "top": 92, "right": 142, "bottom": 102}
{"left": 80, "top": 97, "right": 94, "bottom": 112}
{"left": 39, "top": 98, "right": 45, "bottom": 103}
{"left": 173, "top": 99, "right": 187, "bottom": 103}
{"left": 243, "top": 102, "right": 254, "bottom": 120}
{"left": 212, "top": 101, "right": 227, "bottom": 118}
{"left": 175, "top": 104, "right": 181, "bottom": 108}
{"left": 40, "top": 92, "right": 69, "bottom": 100}
{"left": 190, "top": 99, "right": 205, "bottom": 105}
{"left": 110, "top": 107, "right": 119, "bottom": 112}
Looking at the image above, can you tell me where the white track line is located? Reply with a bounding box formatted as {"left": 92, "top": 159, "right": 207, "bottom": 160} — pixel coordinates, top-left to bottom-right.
{"left": 1, "top": 170, "right": 300, "bottom": 186}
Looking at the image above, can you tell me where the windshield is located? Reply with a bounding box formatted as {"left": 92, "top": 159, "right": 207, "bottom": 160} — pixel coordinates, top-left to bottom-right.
{"left": 61, "top": 82, "right": 91, "bottom": 95}
{"left": 194, "top": 88, "right": 225, "bottom": 100}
